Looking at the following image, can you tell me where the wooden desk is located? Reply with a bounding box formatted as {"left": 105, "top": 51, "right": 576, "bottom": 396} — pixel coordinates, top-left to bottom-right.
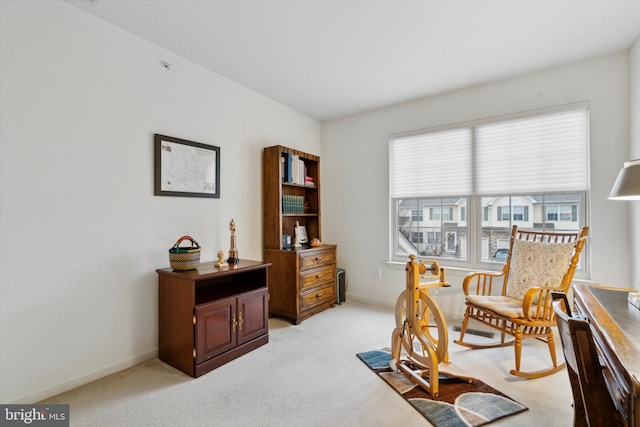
{"left": 574, "top": 283, "right": 640, "bottom": 426}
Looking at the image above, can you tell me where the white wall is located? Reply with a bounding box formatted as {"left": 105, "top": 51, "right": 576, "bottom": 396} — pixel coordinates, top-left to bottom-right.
{"left": 0, "top": 1, "right": 321, "bottom": 403}
{"left": 630, "top": 35, "right": 640, "bottom": 289}
{"left": 322, "top": 52, "right": 633, "bottom": 314}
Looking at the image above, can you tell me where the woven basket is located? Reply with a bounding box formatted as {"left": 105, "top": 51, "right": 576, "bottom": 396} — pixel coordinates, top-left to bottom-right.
{"left": 168, "top": 236, "right": 201, "bottom": 270}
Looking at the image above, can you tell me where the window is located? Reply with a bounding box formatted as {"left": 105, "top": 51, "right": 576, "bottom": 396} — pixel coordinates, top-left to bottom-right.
{"left": 498, "top": 205, "right": 528, "bottom": 221}
{"left": 499, "top": 206, "right": 510, "bottom": 221}
{"left": 390, "top": 103, "right": 588, "bottom": 269}
{"left": 427, "top": 231, "right": 441, "bottom": 244}
{"left": 480, "top": 194, "right": 583, "bottom": 262}
{"left": 395, "top": 198, "right": 462, "bottom": 259}
{"left": 411, "top": 231, "right": 423, "bottom": 243}
{"left": 512, "top": 206, "right": 529, "bottom": 221}
{"left": 430, "top": 207, "right": 453, "bottom": 221}
{"left": 545, "top": 201, "right": 578, "bottom": 222}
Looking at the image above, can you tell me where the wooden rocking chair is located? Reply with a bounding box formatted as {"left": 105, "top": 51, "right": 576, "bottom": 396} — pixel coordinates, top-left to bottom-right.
{"left": 454, "top": 225, "right": 589, "bottom": 379}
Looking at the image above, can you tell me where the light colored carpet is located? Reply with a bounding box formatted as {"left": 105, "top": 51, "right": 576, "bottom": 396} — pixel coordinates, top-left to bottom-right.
{"left": 40, "top": 301, "right": 573, "bottom": 426}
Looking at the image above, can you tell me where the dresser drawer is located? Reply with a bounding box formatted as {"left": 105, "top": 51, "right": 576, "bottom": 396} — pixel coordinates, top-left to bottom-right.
{"left": 299, "top": 248, "right": 335, "bottom": 271}
{"left": 300, "top": 283, "right": 335, "bottom": 311}
{"left": 300, "top": 265, "right": 334, "bottom": 291}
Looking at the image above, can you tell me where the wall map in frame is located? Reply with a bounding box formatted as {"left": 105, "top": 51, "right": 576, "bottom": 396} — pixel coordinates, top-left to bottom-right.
{"left": 154, "top": 134, "right": 220, "bottom": 198}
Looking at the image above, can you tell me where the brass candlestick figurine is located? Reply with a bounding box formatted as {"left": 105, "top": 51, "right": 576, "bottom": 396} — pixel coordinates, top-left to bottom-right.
{"left": 227, "top": 219, "right": 239, "bottom": 264}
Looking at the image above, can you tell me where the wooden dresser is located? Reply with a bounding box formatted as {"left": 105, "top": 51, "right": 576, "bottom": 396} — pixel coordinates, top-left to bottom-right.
{"left": 573, "top": 283, "right": 640, "bottom": 426}
{"left": 265, "top": 245, "right": 336, "bottom": 324}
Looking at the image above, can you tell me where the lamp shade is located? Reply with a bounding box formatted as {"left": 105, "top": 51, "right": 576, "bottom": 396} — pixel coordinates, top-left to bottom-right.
{"left": 608, "top": 159, "right": 640, "bottom": 200}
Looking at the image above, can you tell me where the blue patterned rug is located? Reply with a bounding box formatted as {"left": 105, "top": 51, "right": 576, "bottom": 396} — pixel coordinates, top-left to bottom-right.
{"left": 357, "top": 349, "right": 527, "bottom": 427}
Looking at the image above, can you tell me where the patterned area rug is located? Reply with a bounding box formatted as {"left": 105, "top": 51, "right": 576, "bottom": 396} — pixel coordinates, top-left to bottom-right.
{"left": 357, "top": 349, "right": 527, "bottom": 427}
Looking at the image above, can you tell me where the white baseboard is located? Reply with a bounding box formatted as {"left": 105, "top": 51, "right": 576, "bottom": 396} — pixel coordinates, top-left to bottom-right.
{"left": 346, "top": 294, "right": 395, "bottom": 310}
{"left": 5, "top": 349, "right": 158, "bottom": 404}
{"left": 346, "top": 294, "right": 464, "bottom": 322}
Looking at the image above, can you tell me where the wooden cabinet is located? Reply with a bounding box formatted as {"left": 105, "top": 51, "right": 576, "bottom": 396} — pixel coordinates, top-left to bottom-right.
{"left": 265, "top": 245, "right": 337, "bottom": 324}
{"left": 263, "top": 145, "right": 336, "bottom": 324}
{"left": 157, "top": 260, "right": 270, "bottom": 377}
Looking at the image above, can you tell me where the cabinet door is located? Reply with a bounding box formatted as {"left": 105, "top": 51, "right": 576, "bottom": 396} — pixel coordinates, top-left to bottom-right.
{"left": 237, "top": 288, "right": 268, "bottom": 345}
{"left": 195, "top": 297, "right": 237, "bottom": 364}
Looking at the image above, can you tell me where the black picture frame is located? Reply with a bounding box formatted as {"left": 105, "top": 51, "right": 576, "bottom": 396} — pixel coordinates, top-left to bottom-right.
{"left": 154, "top": 134, "right": 220, "bottom": 198}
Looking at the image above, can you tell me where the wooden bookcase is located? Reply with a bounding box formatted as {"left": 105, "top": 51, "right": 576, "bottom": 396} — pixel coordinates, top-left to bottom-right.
{"left": 263, "top": 145, "right": 321, "bottom": 249}
{"left": 263, "top": 145, "right": 336, "bottom": 324}
{"left": 157, "top": 260, "right": 270, "bottom": 377}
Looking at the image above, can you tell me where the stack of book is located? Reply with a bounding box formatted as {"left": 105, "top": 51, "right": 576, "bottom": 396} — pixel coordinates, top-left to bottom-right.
{"left": 281, "top": 153, "right": 311, "bottom": 185}
{"left": 282, "top": 195, "right": 304, "bottom": 214}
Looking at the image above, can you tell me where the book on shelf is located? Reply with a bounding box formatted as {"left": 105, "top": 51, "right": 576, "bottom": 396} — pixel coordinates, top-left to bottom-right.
{"left": 281, "top": 152, "right": 310, "bottom": 185}
{"left": 281, "top": 153, "right": 295, "bottom": 183}
{"left": 281, "top": 156, "right": 286, "bottom": 183}
{"left": 286, "top": 154, "right": 293, "bottom": 183}
{"left": 299, "top": 158, "right": 305, "bottom": 184}
{"left": 291, "top": 154, "right": 300, "bottom": 184}
{"left": 282, "top": 195, "right": 305, "bottom": 214}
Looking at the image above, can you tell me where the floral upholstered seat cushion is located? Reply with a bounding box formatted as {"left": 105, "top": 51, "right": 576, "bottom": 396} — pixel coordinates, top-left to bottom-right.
{"left": 505, "top": 238, "right": 577, "bottom": 301}
{"left": 465, "top": 295, "right": 537, "bottom": 318}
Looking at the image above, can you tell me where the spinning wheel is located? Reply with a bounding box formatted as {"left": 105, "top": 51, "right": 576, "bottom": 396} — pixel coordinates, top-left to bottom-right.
{"left": 393, "top": 283, "right": 450, "bottom": 366}
{"left": 390, "top": 255, "right": 473, "bottom": 396}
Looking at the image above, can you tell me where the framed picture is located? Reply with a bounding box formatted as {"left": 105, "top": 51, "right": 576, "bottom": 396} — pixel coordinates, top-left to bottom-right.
{"left": 282, "top": 234, "right": 292, "bottom": 249}
{"left": 154, "top": 134, "right": 220, "bottom": 198}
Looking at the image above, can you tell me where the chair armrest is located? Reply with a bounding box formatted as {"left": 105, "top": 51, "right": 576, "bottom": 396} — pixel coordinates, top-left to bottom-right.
{"left": 522, "top": 286, "right": 559, "bottom": 321}
{"left": 462, "top": 270, "right": 506, "bottom": 296}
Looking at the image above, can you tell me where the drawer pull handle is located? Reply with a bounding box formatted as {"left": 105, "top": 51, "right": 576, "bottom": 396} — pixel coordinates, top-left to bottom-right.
{"left": 316, "top": 292, "right": 323, "bottom": 299}
{"left": 316, "top": 273, "right": 323, "bottom": 280}
{"left": 315, "top": 256, "right": 323, "bottom": 262}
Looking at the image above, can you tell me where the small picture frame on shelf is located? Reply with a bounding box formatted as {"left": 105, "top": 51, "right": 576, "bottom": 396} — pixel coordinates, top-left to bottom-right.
{"left": 296, "top": 226, "right": 308, "bottom": 244}
{"left": 282, "top": 234, "right": 291, "bottom": 249}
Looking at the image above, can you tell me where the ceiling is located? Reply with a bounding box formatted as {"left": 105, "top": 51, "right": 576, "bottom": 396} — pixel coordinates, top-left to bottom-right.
{"left": 66, "top": 0, "right": 640, "bottom": 121}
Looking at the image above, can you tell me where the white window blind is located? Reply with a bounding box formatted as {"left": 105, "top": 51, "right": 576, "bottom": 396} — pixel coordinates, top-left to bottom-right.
{"left": 475, "top": 109, "right": 588, "bottom": 194}
{"left": 390, "top": 128, "right": 472, "bottom": 198}
{"left": 390, "top": 105, "right": 588, "bottom": 198}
